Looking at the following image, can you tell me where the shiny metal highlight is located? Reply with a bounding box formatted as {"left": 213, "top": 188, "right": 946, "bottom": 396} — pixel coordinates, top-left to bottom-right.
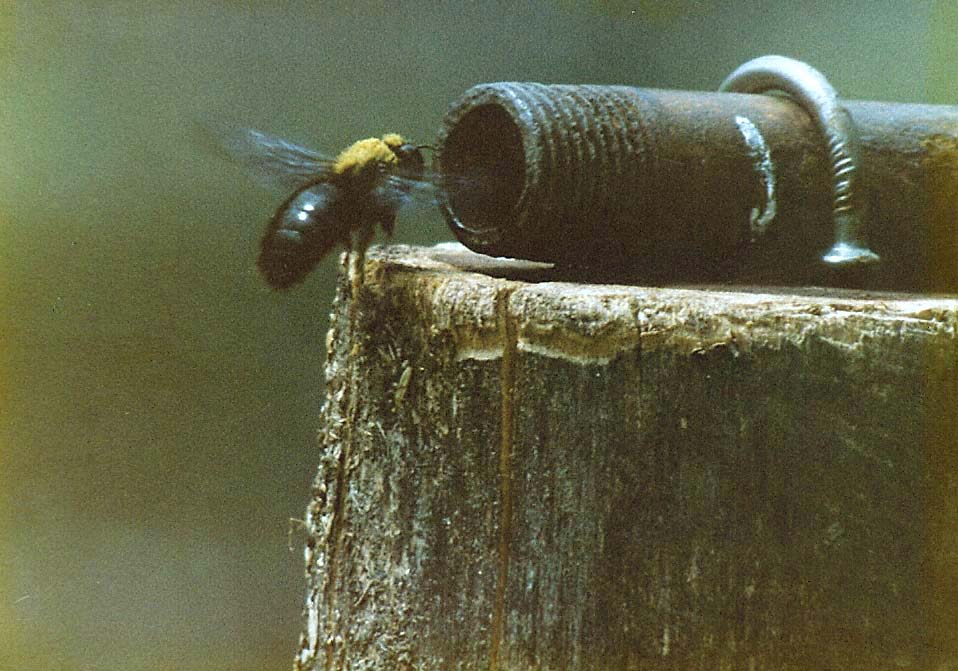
{"left": 734, "top": 114, "right": 777, "bottom": 240}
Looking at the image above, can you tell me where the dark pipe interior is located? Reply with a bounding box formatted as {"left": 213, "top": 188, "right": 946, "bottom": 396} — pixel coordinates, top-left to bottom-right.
{"left": 438, "top": 104, "right": 525, "bottom": 238}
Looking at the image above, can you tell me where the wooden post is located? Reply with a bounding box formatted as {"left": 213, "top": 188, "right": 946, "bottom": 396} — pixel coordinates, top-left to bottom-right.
{"left": 295, "top": 243, "right": 958, "bottom": 671}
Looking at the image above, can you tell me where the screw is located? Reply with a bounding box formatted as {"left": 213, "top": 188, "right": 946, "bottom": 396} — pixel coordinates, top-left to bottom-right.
{"left": 720, "top": 55, "right": 880, "bottom": 267}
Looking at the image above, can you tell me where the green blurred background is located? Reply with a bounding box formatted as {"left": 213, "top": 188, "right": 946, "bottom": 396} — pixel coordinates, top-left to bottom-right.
{"left": 0, "top": 1, "right": 950, "bottom": 669}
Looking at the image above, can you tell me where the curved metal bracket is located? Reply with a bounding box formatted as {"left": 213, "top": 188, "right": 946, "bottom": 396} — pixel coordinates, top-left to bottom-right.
{"left": 720, "top": 55, "right": 880, "bottom": 267}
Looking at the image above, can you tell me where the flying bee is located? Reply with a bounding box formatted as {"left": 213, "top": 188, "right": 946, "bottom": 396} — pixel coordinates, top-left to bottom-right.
{"left": 213, "top": 127, "right": 438, "bottom": 290}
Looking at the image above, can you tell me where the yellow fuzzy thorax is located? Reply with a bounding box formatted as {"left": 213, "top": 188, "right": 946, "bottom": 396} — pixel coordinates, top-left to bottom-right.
{"left": 332, "top": 134, "right": 407, "bottom": 177}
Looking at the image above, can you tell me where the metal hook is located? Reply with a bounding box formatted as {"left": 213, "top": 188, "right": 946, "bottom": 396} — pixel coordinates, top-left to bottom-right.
{"left": 720, "top": 55, "right": 880, "bottom": 267}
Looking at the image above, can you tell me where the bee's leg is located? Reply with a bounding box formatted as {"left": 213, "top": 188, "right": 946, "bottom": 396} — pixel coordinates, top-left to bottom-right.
{"left": 380, "top": 212, "right": 397, "bottom": 237}
{"left": 348, "top": 222, "right": 376, "bottom": 298}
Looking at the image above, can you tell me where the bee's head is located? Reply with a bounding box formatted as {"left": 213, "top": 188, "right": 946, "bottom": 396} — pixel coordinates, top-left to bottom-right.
{"left": 383, "top": 133, "right": 426, "bottom": 181}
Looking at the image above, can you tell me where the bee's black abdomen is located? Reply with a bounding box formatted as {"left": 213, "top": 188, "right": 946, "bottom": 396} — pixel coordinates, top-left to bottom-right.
{"left": 258, "top": 181, "right": 346, "bottom": 290}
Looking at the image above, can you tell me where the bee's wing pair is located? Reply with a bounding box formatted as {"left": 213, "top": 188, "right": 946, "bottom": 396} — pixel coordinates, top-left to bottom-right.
{"left": 208, "top": 126, "right": 446, "bottom": 210}
{"left": 376, "top": 172, "right": 442, "bottom": 211}
{"left": 205, "top": 126, "right": 337, "bottom": 191}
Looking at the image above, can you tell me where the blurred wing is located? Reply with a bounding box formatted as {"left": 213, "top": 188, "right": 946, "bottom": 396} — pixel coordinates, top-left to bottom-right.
{"left": 199, "top": 124, "right": 336, "bottom": 191}
{"left": 376, "top": 174, "right": 438, "bottom": 210}
{"left": 377, "top": 170, "right": 480, "bottom": 211}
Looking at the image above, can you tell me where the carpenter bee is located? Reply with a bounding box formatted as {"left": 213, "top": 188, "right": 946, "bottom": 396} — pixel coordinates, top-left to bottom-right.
{"left": 215, "top": 128, "right": 435, "bottom": 290}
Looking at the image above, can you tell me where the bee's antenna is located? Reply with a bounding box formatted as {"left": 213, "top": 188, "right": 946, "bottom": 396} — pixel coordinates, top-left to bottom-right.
{"left": 417, "top": 144, "right": 436, "bottom": 152}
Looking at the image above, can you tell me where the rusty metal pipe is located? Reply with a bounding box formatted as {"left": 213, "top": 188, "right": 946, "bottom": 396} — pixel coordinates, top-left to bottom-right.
{"left": 434, "top": 80, "right": 958, "bottom": 291}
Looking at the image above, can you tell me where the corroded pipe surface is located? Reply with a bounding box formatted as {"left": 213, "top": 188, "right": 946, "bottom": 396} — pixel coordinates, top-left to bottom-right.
{"left": 435, "top": 81, "right": 958, "bottom": 291}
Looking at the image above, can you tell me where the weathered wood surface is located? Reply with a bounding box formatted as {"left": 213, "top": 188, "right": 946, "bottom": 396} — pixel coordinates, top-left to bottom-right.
{"left": 295, "top": 243, "right": 958, "bottom": 671}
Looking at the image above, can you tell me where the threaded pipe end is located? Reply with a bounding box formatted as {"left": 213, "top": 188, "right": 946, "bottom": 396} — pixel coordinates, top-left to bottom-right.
{"left": 435, "top": 82, "right": 655, "bottom": 263}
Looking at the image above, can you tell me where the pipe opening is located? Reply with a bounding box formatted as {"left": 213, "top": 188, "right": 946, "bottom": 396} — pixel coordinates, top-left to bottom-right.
{"left": 437, "top": 104, "right": 525, "bottom": 242}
